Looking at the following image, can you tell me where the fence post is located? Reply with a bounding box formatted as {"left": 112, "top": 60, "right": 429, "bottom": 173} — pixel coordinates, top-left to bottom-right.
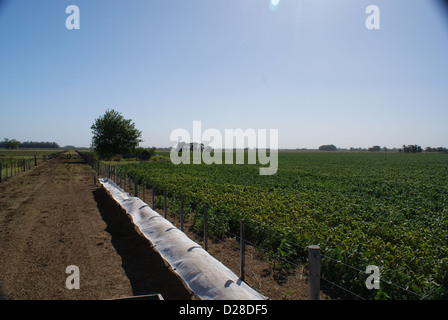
{"left": 180, "top": 195, "right": 184, "bottom": 232}
{"left": 307, "top": 245, "right": 321, "bottom": 300}
{"left": 0, "top": 163, "right": 2, "bottom": 182}
{"left": 203, "top": 204, "right": 208, "bottom": 251}
{"left": 134, "top": 176, "right": 138, "bottom": 197}
{"left": 240, "top": 219, "right": 245, "bottom": 281}
{"left": 164, "top": 189, "right": 167, "bottom": 218}
{"left": 142, "top": 179, "right": 145, "bottom": 202}
{"left": 34, "top": 154, "right": 37, "bottom": 166}
{"left": 152, "top": 184, "right": 155, "bottom": 209}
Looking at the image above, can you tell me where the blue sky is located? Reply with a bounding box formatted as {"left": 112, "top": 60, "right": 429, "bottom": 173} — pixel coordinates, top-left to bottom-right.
{"left": 0, "top": 0, "right": 447, "bottom": 149}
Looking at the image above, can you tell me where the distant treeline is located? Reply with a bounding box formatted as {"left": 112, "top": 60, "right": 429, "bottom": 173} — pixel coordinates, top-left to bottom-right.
{"left": 1, "top": 138, "right": 60, "bottom": 149}
{"left": 425, "top": 146, "right": 448, "bottom": 153}
{"left": 319, "top": 144, "right": 448, "bottom": 153}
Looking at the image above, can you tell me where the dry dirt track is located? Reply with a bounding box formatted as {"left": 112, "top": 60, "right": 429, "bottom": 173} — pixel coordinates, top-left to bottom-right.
{"left": 0, "top": 152, "right": 194, "bottom": 300}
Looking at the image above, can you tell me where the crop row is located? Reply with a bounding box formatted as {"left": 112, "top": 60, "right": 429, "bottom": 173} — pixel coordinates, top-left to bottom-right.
{"left": 118, "top": 152, "right": 448, "bottom": 299}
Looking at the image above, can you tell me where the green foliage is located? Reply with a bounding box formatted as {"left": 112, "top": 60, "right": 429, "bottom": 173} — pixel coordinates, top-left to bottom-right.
{"left": 368, "top": 145, "right": 381, "bottom": 152}
{"left": 402, "top": 144, "right": 423, "bottom": 153}
{"left": 1, "top": 138, "right": 20, "bottom": 149}
{"left": 133, "top": 147, "right": 156, "bottom": 156}
{"left": 0, "top": 139, "right": 60, "bottom": 149}
{"left": 319, "top": 144, "right": 337, "bottom": 151}
{"left": 119, "top": 152, "right": 448, "bottom": 299}
{"left": 90, "top": 109, "right": 142, "bottom": 159}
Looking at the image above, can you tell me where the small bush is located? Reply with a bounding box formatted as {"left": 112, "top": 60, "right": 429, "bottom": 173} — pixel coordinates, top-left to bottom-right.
{"left": 111, "top": 154, "right": 122, "bottom": 162}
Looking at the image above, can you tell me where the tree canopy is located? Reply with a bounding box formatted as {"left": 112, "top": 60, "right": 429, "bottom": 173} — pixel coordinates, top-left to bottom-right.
{"left": 319, "top": 144, "right": 337, "bottom": 151}
{"left": 402, "top": 144, "right": 422, "bottom": 153}
{"left": 0, "top": 138, "right": 59, "bottom": 149}
{"left": 0, "top": 138, "right": 20, "bottom": 149}
{"left": 91, "top": 109, "right": 142, "bottom": 158}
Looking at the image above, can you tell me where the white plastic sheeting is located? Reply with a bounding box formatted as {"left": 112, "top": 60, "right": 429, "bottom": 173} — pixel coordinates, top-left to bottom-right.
{"left": 99, "top": 178, "right": 268, "bottom": 300}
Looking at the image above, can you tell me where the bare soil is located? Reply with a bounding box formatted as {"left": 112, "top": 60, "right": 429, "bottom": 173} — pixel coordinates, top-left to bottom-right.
{"left": 0, "top": 151, "right": 319, "bottom": 300}
{"left": 0, "top": 152, "right": 194, "bottom": 300}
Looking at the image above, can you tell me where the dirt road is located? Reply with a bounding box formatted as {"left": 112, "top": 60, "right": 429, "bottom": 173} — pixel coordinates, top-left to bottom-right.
{"left": 0, "top": 152, "right": 193, "bottom": 300}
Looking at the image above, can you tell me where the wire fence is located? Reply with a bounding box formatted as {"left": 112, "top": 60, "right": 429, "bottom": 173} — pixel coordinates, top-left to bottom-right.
{"left": 0, "top": 154, "right": 52, "bottom": 183}
{"left": 78, "top": 152, "right": 429, "bottom": 301}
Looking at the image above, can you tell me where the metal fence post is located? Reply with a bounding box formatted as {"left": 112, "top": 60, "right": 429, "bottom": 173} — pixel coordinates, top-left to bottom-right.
{"left": 164, "top": 189, "right": 167, "bottom": 218}
{"left": 134, "top": 176, "right": 138, "bottom": 197}
{"left": 203, "top": 204, "right": 208, "bottom": 251}
{"left": 152, "top": 184, "right": 155, "bottom": 209}
{"left": 308, "top": 245, "right": 321, "bottom": 300}
{"left": 240, "top": 219, "right": 245, "bottom": 281}
{"left": 142, "top": 179, "right": 145, "bottom": 202}
{"left": 180, "top": 195, "right": 184, "bottom": 232}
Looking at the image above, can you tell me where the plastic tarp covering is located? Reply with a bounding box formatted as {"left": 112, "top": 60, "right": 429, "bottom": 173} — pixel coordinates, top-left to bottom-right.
{"left": 99, "top": 178, "right": 268, "bottom": 300}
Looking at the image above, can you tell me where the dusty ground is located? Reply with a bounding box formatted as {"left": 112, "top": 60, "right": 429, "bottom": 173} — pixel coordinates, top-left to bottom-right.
{"left": 0, "top": 152, "right": 194, "bottom": 300}
{"left": 0, "top": 151, "right": 323, "bottom": 301}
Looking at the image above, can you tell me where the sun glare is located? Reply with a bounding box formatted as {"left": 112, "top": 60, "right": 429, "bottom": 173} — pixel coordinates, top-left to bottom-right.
{"left": 269, "top": 0, "right": 280, "bottom": 11}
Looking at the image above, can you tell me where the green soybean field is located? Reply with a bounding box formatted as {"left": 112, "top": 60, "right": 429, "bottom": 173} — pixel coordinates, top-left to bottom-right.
{"left": 118, "top": 151, "right": 448, "bottom": 299}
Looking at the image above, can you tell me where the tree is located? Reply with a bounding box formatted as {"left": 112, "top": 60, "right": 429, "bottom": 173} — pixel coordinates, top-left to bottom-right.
{"left": 20, "top": 141, "right": 59, "bottom": 149}
{"left": 402, "top": 144, "right": 422, "bottom": 153}
{"left": 1, "top": 138, "right": 20, "bottom": 149}
{"left": 189, "top": 142, "right": 205, "bottom": 152}
{"left": 319, "top": 144, "right": 337, "bottom": 151}
{"left": 91, "top": 109, "right": 142, "bottom": 158}
{"left": 425, "top": 146, "right": 448, "bottom": 153}
{"left": 368, "top": 145, "right": 381, "bottom": 152}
